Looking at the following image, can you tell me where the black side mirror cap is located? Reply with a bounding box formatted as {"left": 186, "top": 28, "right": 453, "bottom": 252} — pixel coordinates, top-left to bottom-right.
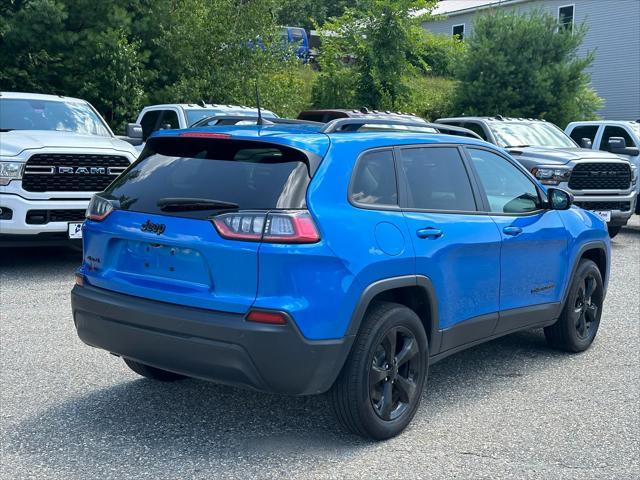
{"left": 580, "top": 137, "right": 592, "bottom": 149}
{"left": 126, "top": 123, "right": 143, "bottom": 139}
{"left": 610, "top": 146, "right": 640, "bottom": 157}
{"left": 547, "top": 187, "right": 573, "bottom": 210}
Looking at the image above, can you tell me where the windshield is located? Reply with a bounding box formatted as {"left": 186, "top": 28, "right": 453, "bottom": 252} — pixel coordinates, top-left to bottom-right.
{"left": 630, "top": 123, "right": 640, "bottom": 137}
{"left": 186, "top": 109, "right": 275, "bottom": 126}
{"left": 489, "top": 122, "right": 576, "bottom": 148}
{"left": 0, "top": 98, "right": 111, "bottom": 136}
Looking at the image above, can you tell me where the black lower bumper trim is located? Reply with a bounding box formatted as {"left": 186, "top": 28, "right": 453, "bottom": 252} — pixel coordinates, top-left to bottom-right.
{"left": 71, "top": 284, "right": 353, "bottom": 395}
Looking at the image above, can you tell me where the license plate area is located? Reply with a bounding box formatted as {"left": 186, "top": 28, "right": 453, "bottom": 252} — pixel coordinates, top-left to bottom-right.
{"left": 593, "top": 210, "right": 611, "bottom": 222}
{"left": 115, "top": 240, "right": 211, "bottom": 287}
{"left": 68, "top": 222, "right": 83, "bottom": 239}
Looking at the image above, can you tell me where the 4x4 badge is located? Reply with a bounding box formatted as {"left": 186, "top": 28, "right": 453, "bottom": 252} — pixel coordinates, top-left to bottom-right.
{"left": 140, "top": 219, "right": 166, "bottom": 235}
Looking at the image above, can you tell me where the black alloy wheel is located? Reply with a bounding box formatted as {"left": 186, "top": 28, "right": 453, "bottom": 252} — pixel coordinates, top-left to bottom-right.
{"left": 369, "top": 327, "right": 422, "bottom": 421}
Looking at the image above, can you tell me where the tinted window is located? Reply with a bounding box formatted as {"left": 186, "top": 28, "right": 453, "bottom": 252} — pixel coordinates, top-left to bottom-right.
{"left": 159, "top": 110, "right": 180, "bottom": 130}
{"left": 463, "top": 122, "right": 488, "bottom": 140}
{"left": 140, "top": 110, "right": 161, "bottom": 140}
{"left": 601, "top": 126, "right": 636, "bottom": 150}
{"left": 569, "top": 125, "right": 599, "bottom": 144}
{"left": 0, "top": 98, "right": 110, "bottom": 136}
{"left": 350, "top": 150, "right": 397, "bottom": 206}
{"left": 467, "top": 148, "right": 542, "bottom": 214}
{"left": 399, "top": 147, "right": 476, "bottom": 211}
{"left": 106, "top": 137, "right": 311, "bottom": 219}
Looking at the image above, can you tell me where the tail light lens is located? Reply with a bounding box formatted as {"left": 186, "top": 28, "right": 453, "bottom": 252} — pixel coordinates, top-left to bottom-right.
{"left": 86, "top": 195, "right": 115, "bottom": 221}
{"left": 212, "top": 210, "right": 320, "bottom": 244}
{"left": 246, "top": 309, "right": 288, "bottom": 325}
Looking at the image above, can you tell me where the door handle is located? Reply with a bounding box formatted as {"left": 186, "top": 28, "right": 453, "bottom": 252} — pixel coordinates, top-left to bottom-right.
{"left": 417, "top": 227, "right": 443, "bottom": 239}
{"left": 503, "top": 226, "right": 523, "bottom": 236}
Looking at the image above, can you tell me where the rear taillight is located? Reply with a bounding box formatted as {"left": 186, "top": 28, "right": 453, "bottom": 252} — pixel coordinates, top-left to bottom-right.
{"left": 86, "top": 195, "right": 114, "bottom": 221}
{"left": 212, "top": 210, "right": 320, "bottom": 244}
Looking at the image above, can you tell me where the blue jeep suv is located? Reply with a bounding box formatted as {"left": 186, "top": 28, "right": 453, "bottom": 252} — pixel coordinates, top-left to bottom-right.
{"left": 71, "top": 118, "right": 610, "bottom": 440}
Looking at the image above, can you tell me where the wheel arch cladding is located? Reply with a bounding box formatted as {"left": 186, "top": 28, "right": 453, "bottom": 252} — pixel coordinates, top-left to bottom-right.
{"left": 562, "top": 241, "right": 609, "bottom": 309}
{"left": 347, "top": 275, "right": 438, "bottom": 350}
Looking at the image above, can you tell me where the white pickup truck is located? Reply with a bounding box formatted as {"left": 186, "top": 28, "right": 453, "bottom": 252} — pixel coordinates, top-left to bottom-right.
{"left": 130, "top": 103, "right": 278, "bottom": 150}
{"left": 566, "top": 120, "right": 640, "bottom": 215}
{"left": 0, "top": 92, "right": 138, "bottom": 248}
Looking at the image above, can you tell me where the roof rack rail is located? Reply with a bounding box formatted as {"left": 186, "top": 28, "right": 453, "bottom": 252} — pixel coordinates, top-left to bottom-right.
{"left": 320, "top": 118, "right": 482, "bottom": 139}
{"left": 190, "top": 115, "right": 322, "bottom": 128}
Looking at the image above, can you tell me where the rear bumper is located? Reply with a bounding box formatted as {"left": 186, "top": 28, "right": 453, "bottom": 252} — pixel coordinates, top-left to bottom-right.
{"left": 71, "top": 284, "right": 353, "bottom": 395}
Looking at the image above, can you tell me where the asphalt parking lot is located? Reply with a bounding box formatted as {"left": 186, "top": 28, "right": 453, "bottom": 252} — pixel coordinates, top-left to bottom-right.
{"left": 1, "top": 219, "right": 639, "bottom": 479}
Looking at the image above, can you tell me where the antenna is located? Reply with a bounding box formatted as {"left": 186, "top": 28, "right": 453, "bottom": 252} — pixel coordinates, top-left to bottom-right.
{"left": 254, "top": 81, "right": 264, "bottom": 126}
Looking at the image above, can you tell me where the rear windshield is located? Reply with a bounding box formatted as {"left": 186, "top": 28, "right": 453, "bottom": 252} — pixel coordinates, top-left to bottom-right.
{"left": 104, "top": 137, "right": 311, "bottom": 218}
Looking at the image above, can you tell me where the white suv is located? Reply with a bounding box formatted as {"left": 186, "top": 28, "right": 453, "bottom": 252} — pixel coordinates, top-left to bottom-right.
{"left": 0, "top": 92, "right": 138, "bottom": 247}
{"left": 133, "top": 103, "right": 277, "bottom": 149}
{"left": 566, "top": 120, "right": 640, "bottom": 215}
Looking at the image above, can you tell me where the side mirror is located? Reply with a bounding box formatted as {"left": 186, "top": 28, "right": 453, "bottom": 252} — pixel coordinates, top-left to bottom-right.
{"left": 547, "top": 187, "right": 573, "bottom": 210}
{"left": 580, "top": 137, "right": 592, "bottom": 149}
{"left": 126, "top": 123, "right": 143, "bottom": 139}
{"left": 160, "top": 123, "right": 172, "bottom": 130}
{"left": 608, "top": 137, "right": 626, "bottom": 149}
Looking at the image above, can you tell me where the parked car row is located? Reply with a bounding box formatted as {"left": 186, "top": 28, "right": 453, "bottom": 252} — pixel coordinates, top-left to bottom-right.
{"left": 1, "top": 91, "right": 638, "bottom": 251}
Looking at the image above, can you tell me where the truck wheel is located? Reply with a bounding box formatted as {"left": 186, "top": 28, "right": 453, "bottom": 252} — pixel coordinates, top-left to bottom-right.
{"left": 544, "top": 259, "right": 604, "bottom": 352}
{"left": 330, "top": 302, "right": 428, "bottom": 440}
{"left": 123, "top": 358, "right": 186, "bottom": 381}
{"left": 607, "top": 226, "right": 621, "bottom": 238}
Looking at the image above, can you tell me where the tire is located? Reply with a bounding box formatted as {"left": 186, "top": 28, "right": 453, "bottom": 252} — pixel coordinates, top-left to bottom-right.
{"left": 544, "top": 259, "right": 604, "bottom": 352}
{"left": 607, "top": 226, "right": 621, "bottom": 238}
{"left": 330, "top": 302, "right": 428, "bottom": 440}
{"left": 123, "top": 358, "right": 186, "bottom": 382}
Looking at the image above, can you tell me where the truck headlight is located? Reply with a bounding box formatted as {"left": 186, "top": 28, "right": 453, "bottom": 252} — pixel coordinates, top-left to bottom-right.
{"left": 530, "top": 166, "right": 571, "bottom": 185}
{"left": 631, "top": 164, "right": 638, "bottom": 186}
{"left": 0, "top": 162, "right": 24, "bottom": 186}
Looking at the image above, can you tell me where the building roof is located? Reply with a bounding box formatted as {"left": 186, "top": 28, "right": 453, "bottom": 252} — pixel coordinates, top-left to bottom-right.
{"left": 431, "top": 0, "right": 527, "bottom": 17}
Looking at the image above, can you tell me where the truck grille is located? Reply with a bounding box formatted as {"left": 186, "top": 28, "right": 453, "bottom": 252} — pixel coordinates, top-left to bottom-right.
{"left": 26, "top": 209, "right": 86, "bottom": 224}
{"left": 574, "top": 201, "right": 631, "bottom": 212}
{"left": 22, "top": 154, "right": 129, "bottom": 192}
{"left": 568, "top": 163, "right": 631, "bottom": 190}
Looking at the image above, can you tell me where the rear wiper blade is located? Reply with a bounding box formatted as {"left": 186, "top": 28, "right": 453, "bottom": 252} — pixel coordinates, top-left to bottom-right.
{"left": 157, "top": 198, "right": 239, "bottom": 211}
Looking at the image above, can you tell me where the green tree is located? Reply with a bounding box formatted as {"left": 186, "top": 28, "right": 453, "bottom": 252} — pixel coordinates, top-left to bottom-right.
{"left": 312, "top": 0, "right": 437, "bottom": 110}
{"left": 453, "top": 10, "right": 603, "bottom": 126}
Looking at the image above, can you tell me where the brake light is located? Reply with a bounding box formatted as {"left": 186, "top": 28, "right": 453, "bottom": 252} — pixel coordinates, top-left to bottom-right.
{"left": 212, "top": 210, "right": 320, "bottom": 243}
{"left": 263, "top": 211, "right": 320, "bottom": 243}
{"left": 179, "top": 132, "right": 232, "bottom": 139}
{"left": 246, "top": 309, "right": 288, "bottom": 325}
{"left": 86, "top": 195, "right": 114, "bottom": 221}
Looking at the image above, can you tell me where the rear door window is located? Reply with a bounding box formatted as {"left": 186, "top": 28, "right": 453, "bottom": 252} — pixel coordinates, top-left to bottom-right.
{"left": 350, "top": 149, "right": 397, "bottom": 207}
{"left": 398, "top": 147, "right": 477, "bottom": 211}
{"left": 105, "top": 137, "right": 311, "bottom": 218}
{"left": 601, "top": 126, "right": 636, "bottom": 150}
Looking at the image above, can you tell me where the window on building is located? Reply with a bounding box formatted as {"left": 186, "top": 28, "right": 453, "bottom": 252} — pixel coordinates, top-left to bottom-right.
{"left": 558, "top": 5, "right": 574, "bottom": 32}
{"left": 452, "top": 24, "right": 465, "bottom": 40}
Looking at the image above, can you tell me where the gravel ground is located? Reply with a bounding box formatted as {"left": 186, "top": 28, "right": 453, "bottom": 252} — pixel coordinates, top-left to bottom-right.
{"left": 1, "top": 219, "right": 639, "bottom": 480}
